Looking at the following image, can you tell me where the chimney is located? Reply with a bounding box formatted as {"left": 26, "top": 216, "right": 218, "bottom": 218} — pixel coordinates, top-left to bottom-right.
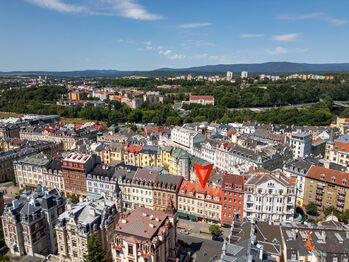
{"left": 258, "top": 244, "right": 264, "bottom": 260}
{"left": 89, "top": 208, "right": 96, "bottom": 217}
{"left": 12, "top": 199, "right": 19, "bottom": 209}
{"left": 79, "top": 196, "right": 84, "bottom": 203}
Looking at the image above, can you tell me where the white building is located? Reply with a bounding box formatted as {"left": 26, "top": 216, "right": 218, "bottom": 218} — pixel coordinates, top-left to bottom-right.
{"left": 226, "top": 71, "right": 233, "bottom": 80}
{"left": 290, "top": 132, "right": 312, "bottom": 159}
{"left": 241, "top": 71, "right": 248, "bottom": 78}
{"left": 171, "top": 127, "right": 205, "bottom": 154}
{"left": 244, "top": 169, "right": 296, "bottom": 222}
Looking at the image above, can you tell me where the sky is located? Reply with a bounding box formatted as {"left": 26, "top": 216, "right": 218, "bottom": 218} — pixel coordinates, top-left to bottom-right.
{"left": 0, "top": 0, "right": 348, "bottom": 71}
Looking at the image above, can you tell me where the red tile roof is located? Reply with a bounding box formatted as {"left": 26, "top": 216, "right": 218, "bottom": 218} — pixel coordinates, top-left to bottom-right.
{"left": 306, "top": 165, "right": 349, "bottom": 188}
{"left": 333, "top": 141, "right": 349, "bottom": 153}
{"left": 190, "top": 95, "right": 214, "bottom": 100}
{"left": 125, "top": 145, "right": 143, "bottom": 154}
{"left": 178, "top": 180, "right": 222, "bottom": 203}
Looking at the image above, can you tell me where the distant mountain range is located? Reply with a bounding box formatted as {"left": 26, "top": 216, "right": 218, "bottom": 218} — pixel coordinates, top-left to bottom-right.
{"left": 1, "top": 62, "right": 349, "bottom": 77}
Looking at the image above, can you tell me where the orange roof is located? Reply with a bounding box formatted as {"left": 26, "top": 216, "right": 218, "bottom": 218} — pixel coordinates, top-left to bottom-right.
{"left": 306, "top": 166, "right": 349, "bottom": 188}
{"left": 190, "top": 95, "right": 214, "bottom": 100}
{"left": 125, "top": 145, "right": 143, "bottom": 154}
{"left": 333, "top": 141, "right": 349, "bottom": 153}
{"left": 178, "top": 180, "right": 222, "bottom": 203}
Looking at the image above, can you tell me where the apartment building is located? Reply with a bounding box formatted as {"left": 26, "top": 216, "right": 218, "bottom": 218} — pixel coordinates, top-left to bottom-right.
{"left": 102, "top": 142, "right": 124, "bottom": 165}
{"left": 0, "top": 124, "right": 20, "bottom": 138}
{"left": 1, "top": 186, "right": 65, "bottom": 256}
{"left": 244, "top": 169, "right": 296, "bottom": 222}
{"left": 283, "top": 157, "right": 320, "bottom": 206}
{"left": 130, "top": 168, "right": 160, "bottom": 210}
{"left": 111, "top": 206, "right": 177, "bottom": 262}
{"left": 221, "top": 173, "right": 245, "bottom": 226}
{"left": 55, "top": 197, "right": 118, "bottom": 262}
{"left": 303, "top": 165, "right": 349, "bottom": 212}
{"left": 168, "top": 148, "right": 191, "bottom": 180}
{"left": 123, "top": 145, "right": 142, "bottom": 166}
{"left": 139, "top": 145, "right": 161, "bottom": 167}
{"left": 214, "top": 141, "right": 235, "bottom": 172}
{"left": 325, "top": 133, "right": 349, "bottom": 166}
{"left": 177, "top": 180, "right": 222, "bottom": 224}
{"left": 290, "top": 132, "right": 312, "bottom": 159}
{"left": 86, "top": 164, "right": 116, "bottom": 199}
{"left": 0, "top": 140, "right": 62, "bottom": 183}
{"left": 117, "top": 168, "right": 137, "bottom": 210}
{"left": 171, "top": 126, "right": 205, "bottom": 154}
{"left": 62, "top": 153, "right": 99, "bottom": 196}
{"left": 153, "top": 173, "right": 183, "bottom": 211}
{"left": 189, "top": 95, "right": 215, "bottom": 105}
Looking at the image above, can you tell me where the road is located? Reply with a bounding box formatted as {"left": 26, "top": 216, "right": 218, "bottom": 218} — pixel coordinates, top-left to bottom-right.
{"left": 177, "top": 233, "right": 223, "bottom": 262}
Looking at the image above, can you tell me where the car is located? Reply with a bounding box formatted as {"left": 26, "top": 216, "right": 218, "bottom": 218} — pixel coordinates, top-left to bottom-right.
{"left": 179, "top": 229, "right": 189, "bottom": 235}
{"left": 212, "top": 235, "right": 224, "bottom": 242}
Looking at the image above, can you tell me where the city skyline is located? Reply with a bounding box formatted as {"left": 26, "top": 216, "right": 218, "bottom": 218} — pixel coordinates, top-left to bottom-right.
{"left": 1, "top": 0, "right": 348, "bottom": 71}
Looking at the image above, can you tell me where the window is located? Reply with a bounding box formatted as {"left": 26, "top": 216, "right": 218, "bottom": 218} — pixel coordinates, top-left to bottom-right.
{"left": 128, "top": 245, "right": 133, "bottom": 255}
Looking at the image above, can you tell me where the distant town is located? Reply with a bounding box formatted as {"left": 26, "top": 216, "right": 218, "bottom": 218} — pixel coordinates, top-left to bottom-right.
{"left": 0, "top": 71, "right": 348, "bottom": 262}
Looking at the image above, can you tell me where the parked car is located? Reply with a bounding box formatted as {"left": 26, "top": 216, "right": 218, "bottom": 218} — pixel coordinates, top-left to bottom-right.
{"left": 212, "top": 235, "right": 224, "bottom": 242}
{"left": 180, "top": 229, "right": 189, "bottom": 235}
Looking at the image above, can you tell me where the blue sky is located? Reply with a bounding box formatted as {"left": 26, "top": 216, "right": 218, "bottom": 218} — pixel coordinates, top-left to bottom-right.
{"left": 0, "top": 0, "right": 348, "bottom": 71}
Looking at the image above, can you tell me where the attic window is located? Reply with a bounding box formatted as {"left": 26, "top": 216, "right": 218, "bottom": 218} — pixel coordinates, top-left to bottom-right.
{"left": 320, "top": 174, "right": 325, "bottom": 179}
{"left": 343, "top": 179, "right": 347, "bottom": 185}
{"left": 343, "top": 148, "right": 346, "bottom": 151}
{"left": 331, "top": 176, "right": 336, "bottom": 182}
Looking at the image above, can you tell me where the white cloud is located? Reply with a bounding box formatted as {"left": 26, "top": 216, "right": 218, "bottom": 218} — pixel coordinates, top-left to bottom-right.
{"left": 169, "top": 54, "right": 186, "bottom": 60}
{"left": 277, "top": 12, "right": 347, "bottom": 26}
{"left": 104, "top": 0, "right": 163, "bottom": 20}
{"left": 271, "top": 33, "right": 301, "bottom": 42}
{"left": 266, "top": 46, "right": 308, "bottom": 55}
{"left": 266, "top": 47, "right": 289, "bottom": 55}
{"left": 177, "top": 22, "right": 212, "bottom": 29}
{"left": 240, "top": 33, "right": 264, "bottom": 38}
{"left": 26, "top": 0, "right": 87, "bottom": 13}
{"left": 159, "top": 50, "right": 172, "bottom": 55}
{"left": 26, "top": 0, "right": 162, "bottom": 20}
{"left": 116, "top": 38, "right": 135, "bottom": 44}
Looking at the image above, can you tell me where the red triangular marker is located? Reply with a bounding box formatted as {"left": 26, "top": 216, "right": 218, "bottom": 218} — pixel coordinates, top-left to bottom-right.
{"left": 193, "top": 163, "right": 214, "bottom": 189}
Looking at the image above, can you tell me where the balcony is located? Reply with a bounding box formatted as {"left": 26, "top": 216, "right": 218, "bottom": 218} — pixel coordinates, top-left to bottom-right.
{"left": 337, "top": 202, "right": 345, "bottom": 208}
{"left": 315, "top": 195, "right": 323, "bottom": 201}
{"left": 337, "top": 194, "right": 345, "bottom": 201}
{"left": 317, "top": 185, "right": 324, "bottom": 189}
{"left": 316, "top": 190, "right": 324, "bottom": 195}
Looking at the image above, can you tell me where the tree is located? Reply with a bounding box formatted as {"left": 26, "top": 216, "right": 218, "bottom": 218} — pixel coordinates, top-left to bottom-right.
{"left": 0, "top": 253, "right": 10, "bottom": 262}
{"left": 324, "top": 206, "right": 341, "bottom": 217}
{"left": 85, "top": 232, "right": 106, "bottom": 262}
{"left": 65, "top": 193, "right": 79, "bottom": 204}
{"left": 209, "top": 225, "right": 222, "bottom": 236}
{"left": 305, "top": 202, "right": 318, "bottom": 216}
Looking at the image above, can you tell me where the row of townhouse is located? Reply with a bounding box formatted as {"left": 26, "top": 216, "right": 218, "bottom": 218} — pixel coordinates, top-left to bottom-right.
{"left": 14, "top": 151, "right": 297, "bottom": 225}
{"left": 1, "top": 140, "right": 63, "bottom": 183}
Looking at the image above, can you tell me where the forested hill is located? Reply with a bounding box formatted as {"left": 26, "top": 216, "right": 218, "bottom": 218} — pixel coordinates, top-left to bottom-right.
{"left": 1, "top": 62, "right": 349, "bottom": 77}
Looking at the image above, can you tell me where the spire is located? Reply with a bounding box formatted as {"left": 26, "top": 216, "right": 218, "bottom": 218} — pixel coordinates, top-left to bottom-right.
{"left": 165, "top": 196, "right": 176, "bottom": 216}
{"left": 328, "top": 127, "right": 334, "bottom": 145}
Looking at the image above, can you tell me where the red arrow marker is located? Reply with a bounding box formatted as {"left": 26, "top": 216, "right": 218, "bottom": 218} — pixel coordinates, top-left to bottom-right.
{"left": 193, "top": 163, "right": 214, "bottom": 189}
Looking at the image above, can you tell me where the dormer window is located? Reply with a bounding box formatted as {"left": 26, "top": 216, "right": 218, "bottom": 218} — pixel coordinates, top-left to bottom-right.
{"left": 206, "top": 195, "right": 212, "bottom": 200}
{"left": 331, "top": 176, "right": 336, "bottom": 182}
{"left": 180, "top": 190, "right": 185, "bottom": 194}
{"left": 343, "top": 179, "right": 347, "bottom": 185}
{"left": 189, "top": 192, "right": 193, "bottom": 196}
{"left": 320, "top": 174, "right": 325, "bottom": 179}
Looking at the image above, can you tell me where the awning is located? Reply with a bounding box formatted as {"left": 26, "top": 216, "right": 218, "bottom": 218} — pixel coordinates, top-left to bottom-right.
{"left": 177, "top": 212, "right": 188, "bottom": 218}
{"left": 189, "top": 215, "right": 197, "bottom": 220}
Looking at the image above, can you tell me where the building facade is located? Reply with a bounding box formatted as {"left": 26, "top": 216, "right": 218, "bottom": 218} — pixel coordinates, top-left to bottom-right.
{"left": 111, "top": 206, "right": 177, "bottom": 262}
{"left": 244, "top": 170, "right": 296, "bottom": 222}
{"left": 1, "top": 186, "right": 65, "bottom": 256}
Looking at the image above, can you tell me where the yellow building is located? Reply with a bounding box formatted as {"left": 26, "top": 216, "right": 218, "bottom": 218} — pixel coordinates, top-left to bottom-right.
{"left": 331, "top": 116, "right": 349, "bottom": 129}
{"left": 123, "top": 145, "right": 142, "bottom": 166}
{"left": 102, "top": 142, "right": 124, "bottom": 165}
{"left": 303, "top": 165, "right": 349, "bottom": 212}
{"left": 159, "top": 146, "right": 172, "bottom": 170}
{"left": 139, "top": 145, "right": 160, "bottom": 167}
